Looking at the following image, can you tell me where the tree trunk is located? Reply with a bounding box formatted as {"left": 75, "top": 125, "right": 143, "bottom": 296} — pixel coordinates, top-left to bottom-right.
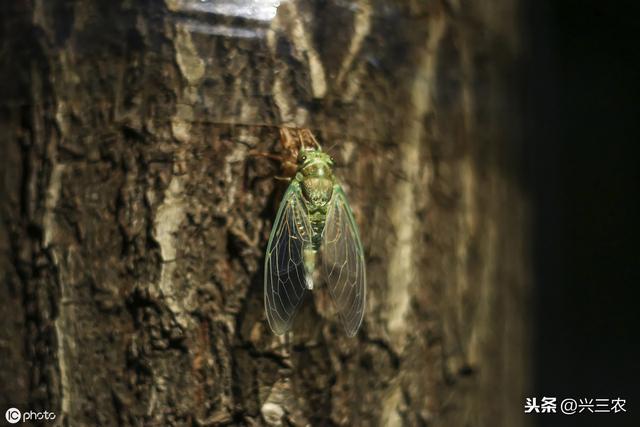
{"left": 0, "top": 1, "right": 530, "bottom": 426}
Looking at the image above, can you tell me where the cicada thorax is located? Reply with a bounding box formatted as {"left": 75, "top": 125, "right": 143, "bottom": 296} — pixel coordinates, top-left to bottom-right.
{"left": 300, "top": 179, "right": 333, "bottom": 246}
{"left": 300, "top": 165, "right": 333, "bottom": 204}
{"left": 295, "top": 140, "right": 336, "bottom": 250}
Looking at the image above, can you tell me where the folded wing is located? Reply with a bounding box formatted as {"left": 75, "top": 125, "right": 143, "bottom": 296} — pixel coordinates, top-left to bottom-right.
{"left": 264, "top": 182, "right": 313, "bottom": 335}
{"left": 321, "top": 185, "right": 366, "bottom": 336}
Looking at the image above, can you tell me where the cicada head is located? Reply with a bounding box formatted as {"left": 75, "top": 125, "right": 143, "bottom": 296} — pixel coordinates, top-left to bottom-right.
{"left": 297, "top": 147, "right": 334, "bottom": 169}
{"left": 297, "top": 148, "right": 335, "bottom": 178}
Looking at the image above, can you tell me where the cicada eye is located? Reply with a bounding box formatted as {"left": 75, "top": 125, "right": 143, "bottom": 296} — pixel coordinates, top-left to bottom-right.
{"left": 300, "top": 155, "right": 307, "bottom": 162}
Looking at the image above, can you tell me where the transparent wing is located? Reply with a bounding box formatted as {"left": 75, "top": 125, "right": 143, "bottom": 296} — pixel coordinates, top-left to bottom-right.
{"left": 322, "top": 185, "right": 366, "bottom": 336}
{"left": 264, "top": 182, "right": 313, "bottom": 335}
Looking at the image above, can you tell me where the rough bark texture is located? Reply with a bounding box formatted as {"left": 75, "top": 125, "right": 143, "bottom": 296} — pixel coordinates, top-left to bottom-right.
{"left": 0, "top": 1, "right": 530, "bottom": 426}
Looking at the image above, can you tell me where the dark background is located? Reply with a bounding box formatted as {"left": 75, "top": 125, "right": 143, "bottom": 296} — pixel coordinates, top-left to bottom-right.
{"left": 524, "top": 0, "right": 639, "bottom": 426}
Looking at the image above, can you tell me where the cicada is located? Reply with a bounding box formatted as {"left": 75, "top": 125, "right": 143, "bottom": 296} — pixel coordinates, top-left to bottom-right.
{"left": 264, "top": 129, "right": 366, "bottom": 336}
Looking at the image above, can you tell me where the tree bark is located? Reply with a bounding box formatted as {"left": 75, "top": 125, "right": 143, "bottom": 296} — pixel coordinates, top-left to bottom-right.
{"left": 0, "top": 1, "right": 530, "bottom": 426}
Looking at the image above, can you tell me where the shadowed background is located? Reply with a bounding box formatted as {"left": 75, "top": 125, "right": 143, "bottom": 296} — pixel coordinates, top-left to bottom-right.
{"left": 525, "top": 1, "right": 639, "bottom": 426}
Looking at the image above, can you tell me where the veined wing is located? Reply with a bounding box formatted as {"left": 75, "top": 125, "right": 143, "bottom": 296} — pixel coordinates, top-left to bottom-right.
{"left": 321, "top": 185, "right": 366, "bottom": 336}
{"left": 264, "top": 182, "right": 313, "bottom": 335}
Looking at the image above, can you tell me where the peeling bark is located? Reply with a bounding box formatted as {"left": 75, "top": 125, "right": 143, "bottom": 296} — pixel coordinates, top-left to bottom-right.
{"left": 0, "top": 1, "right": 530, "bottom": 426}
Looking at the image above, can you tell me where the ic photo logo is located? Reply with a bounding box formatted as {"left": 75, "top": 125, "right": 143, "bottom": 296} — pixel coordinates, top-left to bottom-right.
{"left": 4, "top": 407, "right": 56, "bottom": 424}
{"left": 4, "top": 408, "right": 20, "bottom": 424}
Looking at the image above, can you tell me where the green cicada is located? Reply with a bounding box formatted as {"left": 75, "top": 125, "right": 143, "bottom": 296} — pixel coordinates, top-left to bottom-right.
{"left": 264, "top": 129, "right": 366, "bottom": 336}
